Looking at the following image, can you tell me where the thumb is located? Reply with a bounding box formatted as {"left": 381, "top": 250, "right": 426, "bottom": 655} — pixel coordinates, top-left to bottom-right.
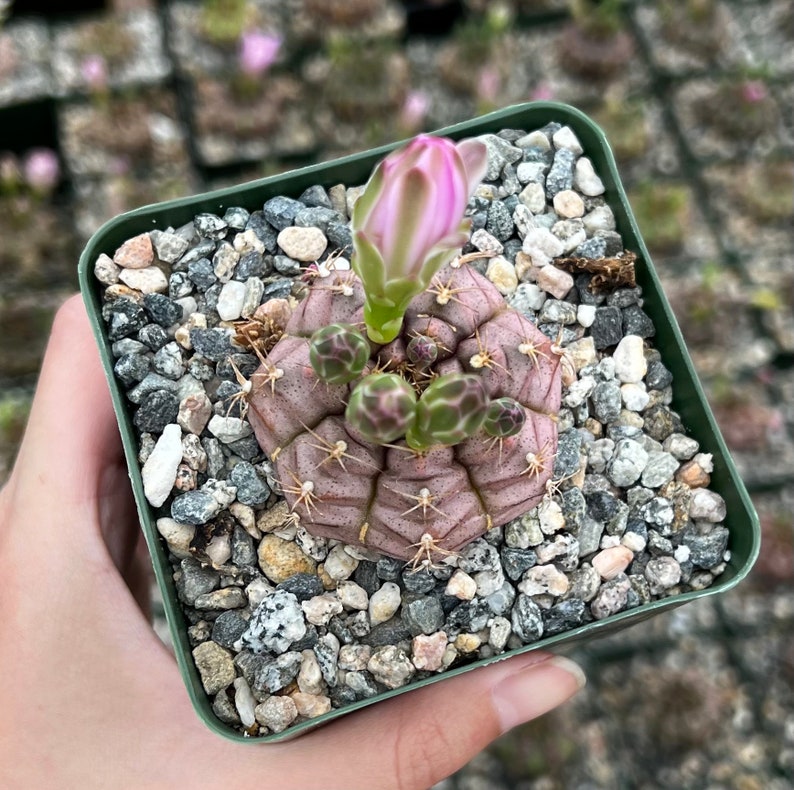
{"left": 294, "top": 651, "right": 585, "bottom": 790}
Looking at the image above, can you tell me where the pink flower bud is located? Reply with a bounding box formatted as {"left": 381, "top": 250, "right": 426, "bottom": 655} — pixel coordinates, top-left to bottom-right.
{"left": 23, "top": 148, "right": 60, "bottom": 193}
{"left": 740, "top": 79, "right": 768, "bottom": 104}
{"left": 351, "top": 134, "right": 489, "bottom": 343}
{"left": 355, "top": 135, "right": 487, "bottom": 281}
{"left": 80, "top": 54, "right": 108, "bottom": 91}
{"left": 238, "top": 29, "right": 282, "bottom": 76}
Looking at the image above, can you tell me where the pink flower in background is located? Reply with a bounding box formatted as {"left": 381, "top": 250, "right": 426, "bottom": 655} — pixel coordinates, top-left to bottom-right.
{"left": 81, "top": 54, "right": 108, "bottom": 91}
{"left": 23, "top": 148, "right": 60, "bottom": 193}
{"left": 740, "top": 79, "right": 769, "bottom": 103}
{"left": 530, "top": 82, "right": 555, "bottom": 101}
{"left": 238, "top": 29, "right": 282, "bottom": 76}
{"left": 476, "top": 65, "right": 501, "bottom": 104}
{"left": 399, "top": 90, "right": 430, "bottom": 132}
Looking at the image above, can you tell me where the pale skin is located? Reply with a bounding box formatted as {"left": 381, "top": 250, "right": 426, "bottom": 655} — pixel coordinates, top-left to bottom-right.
{"left": 0, "top": 295, "right": 586, "bottom": 790}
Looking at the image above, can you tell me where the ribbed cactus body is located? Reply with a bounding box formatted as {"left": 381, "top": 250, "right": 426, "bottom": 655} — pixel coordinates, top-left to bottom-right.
{"left": 246, "top": 264, "right": 562, "bottom": 562}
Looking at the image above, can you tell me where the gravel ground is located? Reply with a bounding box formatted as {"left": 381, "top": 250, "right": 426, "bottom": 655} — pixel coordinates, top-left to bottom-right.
{"left": 1, "top": 0, "right": 792, "bottom": 786}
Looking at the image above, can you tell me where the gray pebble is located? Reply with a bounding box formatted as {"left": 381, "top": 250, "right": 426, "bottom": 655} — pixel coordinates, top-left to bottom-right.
{"left": 590, "top": 575, "right": 631, "bottom": 619}
{"left": 177, "top": 557, "right": 220, "bottom": 605}
{"left": 253, "top": 651, "right": 303, "bottom": 694}
{"left": 171, "top": 489, "right": 221, "bottom": 525}
{"left": 263, "top": 195, "right": 303, "bottom": 230}
{"left": 590, "top": 306, "right": 624, "bottom": 349}
{"left": 143, "top": 293, "right": 183, "bottom": 327}
{"left": 137, "top": 323, "right": 169, "bottom": 351}
{"left": 230, "top": 461, "right": 270, "bottom": 506}
{"left": 402, "top": 596, "right": 445, "bottom": 636}
{"left": 114, "top": 353, "right": 150, "bottom": 386}
{"left": 103, "top": 299, "right": 148, "bottom": 340}
{"left": 134, "top": 389, "right": 179, "bottom": 433}
{"left": 194, "top": 213, "right": 228, "bottom": 240}
{"left": 511, "top": 594, "right": 544, "bottom": 642}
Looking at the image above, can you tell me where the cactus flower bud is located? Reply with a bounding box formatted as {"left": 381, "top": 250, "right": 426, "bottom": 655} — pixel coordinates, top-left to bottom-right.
{"left": 483, "top": 397, "right": 526, "bottom": 438}
{"left": 309, "top": 323, "right": 370, "bottom": 384}
{"left": 406, "top": 373, "right": 488, "bottom": 450}
{"left": 346, "top": 373, "right": 417, "bottom": 444}
{"left": 406, "top": 334, "right": 438, "bottom": 369}
{"left": 351, "top": 134, "right": 488, "bottom": 344}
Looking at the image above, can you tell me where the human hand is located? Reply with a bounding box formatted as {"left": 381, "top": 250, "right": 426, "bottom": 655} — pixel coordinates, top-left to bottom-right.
{"left": 0, "top": 295, "right": 585, "bottom": 790}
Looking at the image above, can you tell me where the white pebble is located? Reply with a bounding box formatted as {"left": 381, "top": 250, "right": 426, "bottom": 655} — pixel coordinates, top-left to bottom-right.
{"left": 118, "top": 265, "right": 168, "bottom": 294}
{"left": 518, "top": 182, "right": 547, "bottom": 214}
{"left": 689, "top": 489, "right": 727, "bottom": 522}
{"left": 156, "top": 517, "right": 194, "bottom": 559}
{"left": 302, "top": 593, "right": 343, "bottom": 626}
{"left": 621, "top": 382, "right": 650, "bottom": 412}
{"left": 94, "top": 253, "right": 120, "bottom": 285}
{"left": 336, "top": 580, "right": 369, "bottom": 610}
{"left": 233, "top": 677, "right": 257, "bottom": 729}
{"left": 241, "top": 277, "right": 264, "bottom": 319}
{"left": 369, "top": 581, "right": 401, "bottom": 626}
{"left": 471, "top": 228, "right": 504, "bottom": 255}
{"left": 486, "top": 256, "right": 518, "bottom": 295}
{"left": 445, "top": 569, "right": 477, "bottom": 600}
{"left": 522, "top": 227, "right": 564, "bottom": 265}
{"left": 142, "top": 423, "right": 183, "bottom": 506}
{"left": 583, "top": 205, "right": 616, "bottom": 234}
{"left": 207, "top": 414, "right": 253, "bottom": 444}
{"left": 621, "top": 531, "right": 647, "bottom": 553}
{"left": 518, "top": 565, "right": 569, "bottom": 597}
{"left": 574, "top": 157, "right": 605, "bottom": 196}
{"left": 613, "top": 335, "right": 648, "bottom": 383}
{"left": 323, "top": 544, "right": 359, "bottom": 580}
{"left": 216, "top": 280, "right": 247, "bottom": 321}
{"left": 553, "top": 125, "right": 584, "bottom": 154}
{"left": 552, "top": 189, "right": 585, "bottom": 219}
{"left": 577, "top": 304, "right": 596, "bottom": 327}
{"left": 277, "top": 226, "right": 328, "bottom": 262}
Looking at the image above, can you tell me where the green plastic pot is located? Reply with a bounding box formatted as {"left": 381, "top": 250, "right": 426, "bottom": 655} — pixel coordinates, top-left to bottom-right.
{"left": 78, "top": 101, "right": 760, "bottom": 743}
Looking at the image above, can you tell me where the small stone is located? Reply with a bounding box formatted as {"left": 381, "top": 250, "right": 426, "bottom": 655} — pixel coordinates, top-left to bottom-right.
{"left": 170, "top": 489, "right": 220, "bottom": 526}
{"left": 302, "top": 594, "right": 343, "bottom": 626}
{"left": 367, "top": 645, "right": 415, "bottom": 689}
{"left": 216, "top": 280, "right": 247, "bottom": 321}
{"left": 258, "top": 535, "right": 317, "bottom": 584}
{"left": 291, "top": 692, "right": 331, "bottom": 719}
{"left": 263, "top": 195, "right": 303, "bottom": 230}
{"left": 613, "top": 335, "right": 647, "bottom": 383}
{"left": 336, "top": 580, "right": 368, "bottom": 611}
{"left": 647, "top": 360, "right": 674, "bottom": 390}
{"left": 232, "top": 677, "right": 256, "bottom": 728}
{"left": 488, "top": 616, "right": 512, "bottom": 652}
{"left": 486, "top": 256, "right": 518, "bottom": 295}
{"left": 276, "top": 572, "right": 325, "bottom": 602}
{"left": 277, "top": 226, "right": 328, "bottom": 262}
{"left": 511, "top": 594, "right": 544, "bottom": 642}
{"left": 177, "top": 392, "right": 212, "bottom": 435}
{"left": 255, "top": 696, "right": 298, "bottom": 734}
{"left": 574, "top": 157, "right": 605, "bottom": 196}
{"left": 229, "top": 462, "right": 270, "bottom": 506}
{"left": 583, "top": 205, "right": 616, "bottom": 234}
{"left": 645, "top": 556, "right": 682, "bottom": 592}
{"left": 142, "top": 424, "right": 183, "bottom": 507}
{"left": 682, "top": 525, "right": 729, "bottom": 568}
{"left": 369, "top": 581, "right": 401, "bottom": 626}
{"left": 412, "top": 632, "right": 448, "bottom": 671}
{"left": 519, "top": 565, "right": 569, "bottom": 597}
{"left": 545, "top": 148, "right": 576, "bottom": 196}
{"left": 445, "top": 569, "right": 478, "bottom": 600}
{"left": 689, "top": 489, "right": 727, "bottom": 522}
{"left": 323, "top": 544, "right": 359, "bottom": 581}
{"left": 641, "top": 451, "right": 679, "bottom": 488}
{"left": 242, "top": 589, "right": 306, "bottom": 653}
{"left": 591, "top": 381, "right": 622, "bottom": 424}
{"left": 553, "top": 189, "right": 585, "bottom": 218}
{"left": 663, "top": 433, "right": 700, "bottom": 460}
{"left": 134, "top": 390, "right": 180, "bottom": 433}
{"left": 114, "top": 233, "right": 154, "bottom": 269}
{"left": 607, "top": 439, "right": 649, "bottom": 487}
{"left": 194, "top": 213, "right": 228, "bottom": 240}
{"left": 402, "top": 596, "right": 445, "bottom": 636}
{"left": 518, "top": 181, "right": 547, "bottom": 213}
{"left": 94, "top": 253, "right": 120, "bottom": 284}
{"left": 590, "top": 306, "right": 624, "bottom": 349}
{"left": 194, "top": 587, "right": 247, "bottom": 610}
{"left": 522, "top": 227, "right": 564, "bottom": 266}
{"left": 536, "top": 265, "right": 574, "bottom": 299}
{"left": 577, "top": 304, "right": 596, "bottom": 328}
{"left": 590, "top": 575, "right": 631, "bottom": 620}
{"left": 207, "top": 414, "right": 253, "bottom": 444}
{"left": 592, "top": 546, "right": 635, "bottom": 580}
{"left": 621, "top": 383, "right": 650, "bottom": 412}
{"left": 190, "top": 327, "right": 233, "bottom": 361}
{"left": 454, "top": 633, "right": 481, "bottom": 654}
{"left": 212, "top": 242, "right": 240, "bottom": 283}
{"left": 156, "top": 516, "right": 194, "bottom": 559}
{"left": 676, "top": 455, "right": 712, "bottom": 488}
{"left": 192, "top": 641, "right": 235, "bottom": 695}
{"left": 552, "top": 126, "right": 584, "bottom": 154}
{"left": 471, "top": 228, "right": 504, "bottom": 255}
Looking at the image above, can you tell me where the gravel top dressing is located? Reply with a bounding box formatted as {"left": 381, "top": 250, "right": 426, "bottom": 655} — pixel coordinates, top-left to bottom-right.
{"left": 93, "top": 121, "right": 730, "bottom": 738}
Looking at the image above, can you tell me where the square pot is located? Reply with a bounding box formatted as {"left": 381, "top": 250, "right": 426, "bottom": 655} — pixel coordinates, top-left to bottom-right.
{"left": 78, "top": 101, "right": 760, "bottom": 743}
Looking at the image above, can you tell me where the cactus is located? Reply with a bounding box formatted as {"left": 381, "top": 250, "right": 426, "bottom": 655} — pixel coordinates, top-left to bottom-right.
{"left": 243, "top": 136, "right": 562, "bottom": 565}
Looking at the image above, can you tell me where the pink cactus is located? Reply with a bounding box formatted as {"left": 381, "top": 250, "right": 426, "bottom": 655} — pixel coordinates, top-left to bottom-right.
{"left": 238, "top": 29, "right": 282, "bottom": 76}
{"left": 245, "top": 264, "right": 562, "bottom": 565}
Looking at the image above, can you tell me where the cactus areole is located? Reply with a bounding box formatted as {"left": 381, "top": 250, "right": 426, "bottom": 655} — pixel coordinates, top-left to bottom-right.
{"left": 245, "top": 136, "right": 563, "bottom": 566}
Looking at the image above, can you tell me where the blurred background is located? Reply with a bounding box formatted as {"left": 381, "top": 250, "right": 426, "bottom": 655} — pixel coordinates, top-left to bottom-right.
{"left": 0, "top": 0, "right": 792, "bottom": 786}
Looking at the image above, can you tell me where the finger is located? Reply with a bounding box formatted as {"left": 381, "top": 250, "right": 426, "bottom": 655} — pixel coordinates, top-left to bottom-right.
{"left": 13, "top": 294, "right": 122, "bottom": 515}
{"left": 286, "top": 651, "right": 585, "bottom": 790}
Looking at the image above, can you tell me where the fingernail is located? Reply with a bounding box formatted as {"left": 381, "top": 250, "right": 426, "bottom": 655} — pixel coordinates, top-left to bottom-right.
{"left": 492, "top": 654, "right": 586, "bottom": 733}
